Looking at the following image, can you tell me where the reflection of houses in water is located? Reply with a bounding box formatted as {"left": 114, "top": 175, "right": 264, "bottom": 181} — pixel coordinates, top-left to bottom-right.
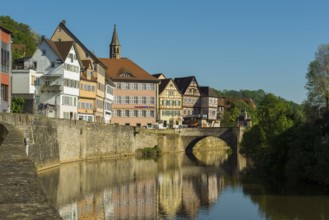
{"left": 158, "top": 171, "right": 182, "bottom": 219}
{"left": 201, "top": 173, "right": 224, "bottom": 205}
{"left": 181, "top": 176, "right": 201, "bottom": 218}
{"left": 103, "top": 189, "right": 113, "bottom": 220}
{"left": 77, "top": 192, "right": 105, "bottom": 220}
{"left": 59, "top": 202, "right": 78, "bottom": 220}
{"left": 105, "top": 178, "right": 157, "bottom": 219}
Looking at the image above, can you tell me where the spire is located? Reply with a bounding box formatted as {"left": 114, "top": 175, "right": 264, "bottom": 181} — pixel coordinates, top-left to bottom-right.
{"left": 110, "top": 24, "right": 121, "bottom": 59}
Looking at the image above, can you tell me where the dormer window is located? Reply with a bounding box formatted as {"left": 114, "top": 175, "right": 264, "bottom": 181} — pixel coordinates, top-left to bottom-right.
{"left": 119, "top": 72, "right": 133, "bottom": 77}
{"left": 42, "top": 50, "right": 46, "bottom": 56}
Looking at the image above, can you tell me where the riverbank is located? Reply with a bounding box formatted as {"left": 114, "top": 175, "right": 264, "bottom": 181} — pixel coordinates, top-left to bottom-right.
{"left": 0, "top": 123, "right": 61, "bottom": 219}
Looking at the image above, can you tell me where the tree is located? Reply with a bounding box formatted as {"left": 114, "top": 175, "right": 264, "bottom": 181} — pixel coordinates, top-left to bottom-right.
{"left": 305, "top": 44, "right": 329, "bottom": 110}
{"left": 256, "top": 94, "right": 295, "bottom": 143}
{"left": 0, "top": 16, "right": 40, "bottom": 60}
{"left": 11, "top": 97, "right": 24, "bottom": 113}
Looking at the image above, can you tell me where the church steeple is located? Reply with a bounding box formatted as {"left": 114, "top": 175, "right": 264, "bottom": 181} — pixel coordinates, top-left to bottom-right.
{"left": 110, "top": 25, "right": 120, "bottom": 59}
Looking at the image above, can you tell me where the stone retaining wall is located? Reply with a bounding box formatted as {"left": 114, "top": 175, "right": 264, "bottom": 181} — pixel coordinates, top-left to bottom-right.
{"left": 0, "top": 123, "right": 62, "bottom": 219}
{"left": 0, "top": 113, "right": 183, "bottom": 170}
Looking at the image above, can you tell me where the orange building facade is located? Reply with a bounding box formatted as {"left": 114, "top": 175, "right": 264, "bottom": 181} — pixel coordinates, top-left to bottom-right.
{"left": 0, "top": 26, "right": 12, "bottom": 112}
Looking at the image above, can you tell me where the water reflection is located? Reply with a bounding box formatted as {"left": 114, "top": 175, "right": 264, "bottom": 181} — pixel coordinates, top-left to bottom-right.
{"left": 39, "top": 152, "right": 329, "bottom": 220}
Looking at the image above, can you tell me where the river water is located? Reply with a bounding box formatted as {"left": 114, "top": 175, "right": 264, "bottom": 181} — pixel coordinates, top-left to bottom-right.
{"left": 39, "top": 151, "right": 329, "bottom": 220}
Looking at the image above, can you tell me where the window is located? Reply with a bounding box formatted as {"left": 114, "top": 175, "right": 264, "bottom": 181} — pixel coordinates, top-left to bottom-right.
{"left": 1, "top": 49, "right": 9, "bottom": 72}
{"left": 133, "top": 110, "right": 138, "bottom": 117}
{"left": 116, "top": 82, "right": 122, "bottom": 89}
{"left": 125, "top": 110, "right": 130, "bottom": 117}
{"left": 142, "top": 83, "right": 146, "bottom": 90}
{"left": 117, "top": 110, "right": 121, "bottom": 117}
{"left": 133, "top": 96, "right": 138, "bottom": 104}
{"left": 51, "top": 62, "right": 55, "bottom": 68}
{"left": 142, "top": 97, "right": 146, "bottom": 104}
{"left": 150, "top": 97, "right": 155, "bottom": 105}
{"left": 169, "top": 91, "right": 174, "bottom": 96}
{"left": 42, "top": 50, "right": 46, "bottom": 56}
{"left": 142, "top": 110, "right": 147, "bottom": 117}
{"left": 150, "top": 110, "right": 155, "bottom": 118}
{"left": 115, "top": 96, "right": 121, "bottom": 104}
{"left": 149, "top": 84, "right": 155, "bottom": 90}
{"left": 31, "top": 76, "right": 36, "bottom": 85}
{"left": 1, "top": 85, "right": 8, "bottom": 102}
{"left": 93, "top": 63, "right": 97, "bottom": 71}
{"left": 134, "top": 83, "right": 138, "bottom": 90}
{"left": 125, "top": 96, "right": 130, "bottom": 104}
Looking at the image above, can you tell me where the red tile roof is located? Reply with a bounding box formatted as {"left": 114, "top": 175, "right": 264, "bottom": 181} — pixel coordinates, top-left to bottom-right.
{"left": 99, "top": 58, "right": 158, "bottom": 82}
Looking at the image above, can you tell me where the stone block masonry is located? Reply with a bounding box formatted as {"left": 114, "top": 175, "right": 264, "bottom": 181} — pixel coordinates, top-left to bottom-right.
{"left": 0, "top": 123, "right": 62, "bottom": 219}
{"left": 0, "top": 113, "right": 241, "bottom": 171}
{"left": 0, "top": 113, "right": 175, "bottom": 170}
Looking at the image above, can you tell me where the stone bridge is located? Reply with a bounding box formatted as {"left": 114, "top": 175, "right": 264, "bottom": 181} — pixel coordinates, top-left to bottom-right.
{"left": 175, "top": 127, "right": 244, "bottom": 153}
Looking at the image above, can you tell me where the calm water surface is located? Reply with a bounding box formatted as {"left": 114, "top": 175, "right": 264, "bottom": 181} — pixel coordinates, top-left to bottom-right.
{"left": 39, "top": 152, "right": 329, "bottom": 220}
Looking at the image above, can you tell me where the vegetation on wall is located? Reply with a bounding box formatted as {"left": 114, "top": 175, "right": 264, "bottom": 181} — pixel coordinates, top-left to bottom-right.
{"left": 11, "top": 97, "right": 25, "bottom": 113}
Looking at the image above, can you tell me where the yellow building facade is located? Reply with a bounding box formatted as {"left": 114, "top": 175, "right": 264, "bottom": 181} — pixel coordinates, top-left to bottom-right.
{"left": 158, "top": 78, "right": 183, "bottom": 128}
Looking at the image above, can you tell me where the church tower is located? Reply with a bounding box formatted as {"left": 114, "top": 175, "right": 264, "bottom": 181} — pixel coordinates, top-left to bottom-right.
{"left": 110, "top": 25, "right": 120, "bottom": 59}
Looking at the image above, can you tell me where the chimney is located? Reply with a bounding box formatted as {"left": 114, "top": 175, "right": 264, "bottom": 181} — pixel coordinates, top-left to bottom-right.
{"left": 61, "top": 20, "right": 66, "bottom": 26}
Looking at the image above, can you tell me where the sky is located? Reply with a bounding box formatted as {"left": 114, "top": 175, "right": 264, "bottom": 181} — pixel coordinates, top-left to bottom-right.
{"left": 2, "top": 0, "right": 329, "bottom": 104}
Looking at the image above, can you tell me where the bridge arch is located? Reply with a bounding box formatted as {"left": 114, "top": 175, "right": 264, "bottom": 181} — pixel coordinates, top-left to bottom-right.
{"left": 185, "top": 136, "right": 230, "bottom": 153}
{"left": 180, "top": 127, "right": 241, "bottom": 154}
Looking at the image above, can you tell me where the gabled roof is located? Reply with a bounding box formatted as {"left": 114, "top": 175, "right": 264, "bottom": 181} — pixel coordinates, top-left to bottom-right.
{"left": 43, "top": 38, "right": 75, "bottom": 62}
{"left": 159, "top": 78, "right": 182, "bottom": 95}
{"left": 99, "top": 58, "right": 158, "bottom": 82}
{"left": 81, "top": 59, "right": 92, "bottom": 70}
{"left": 174, "top": 76, "right": 199, "bottom": 94}
{"left": 153, "top": 73, "right": 166, "bottom": 79}
{"left": 199, "top": 86, "right": 218, "bottom": 98}
{"left": 159, "top": 79, "right": 171, "bottom": 94}
{"left": 51, "top": 21, "right": 107, "bottom": 70}
{"left": 54, "top": 41, "right": 74, "bottom": 61}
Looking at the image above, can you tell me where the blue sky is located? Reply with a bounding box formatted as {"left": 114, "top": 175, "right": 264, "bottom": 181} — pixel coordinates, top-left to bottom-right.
{"left": 2, "top": 0, "right": 329, "bottom": 103}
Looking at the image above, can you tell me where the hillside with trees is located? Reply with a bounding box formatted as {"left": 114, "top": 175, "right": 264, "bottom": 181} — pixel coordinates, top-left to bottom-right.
{"left": 0, "top": 16, "right": 40, "bottom": 61}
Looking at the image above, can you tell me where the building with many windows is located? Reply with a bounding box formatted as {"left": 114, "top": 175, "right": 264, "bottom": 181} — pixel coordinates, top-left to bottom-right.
{"left": 51, "top": 20, "right": 111, "bottom": 123}
{"left": 100, "top": 25, "right": 158, "bottom": 127}
{"left": 174, "top": 76, "right": 201, "bottom": 126}
{"left": 0, "top": 26, "right": 12, "bottom": 112}
{"left": 154, "top": 74, "right": 182, "bottom": 128}
{"left": 199, "top": 86, "right": 219, "bottom": 127}
{"left": 78, "top": 59, "right": 97, "bottom": 121}
{"left": 24, "top": 37, "right": 81, "bottom": 119}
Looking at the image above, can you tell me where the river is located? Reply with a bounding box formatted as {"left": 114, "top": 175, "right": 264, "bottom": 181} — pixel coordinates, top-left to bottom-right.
{"left": 39, "top": 151, "right": 329, "bottom": 220}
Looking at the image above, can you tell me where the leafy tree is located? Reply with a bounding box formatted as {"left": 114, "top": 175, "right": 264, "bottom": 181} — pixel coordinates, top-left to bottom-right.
{"left": 11, "top": 97, "right": 24, "bottom": 113}
{"left": 305, "top": 44, "right": 329, "bottom": 110}
{"left": 257, "top": 94, "right": 295, "bottom": 143}
{"left": 0, "top": 16, "right": 40, "bottom": 60}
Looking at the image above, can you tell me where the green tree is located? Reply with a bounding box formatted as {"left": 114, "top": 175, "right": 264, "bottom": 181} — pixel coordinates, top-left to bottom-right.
{"left": 257, "top": 94, "right": 295, "bottom": 143}
{"left": 305, "top": 44, "right": 329, "bottom": 110}
{"left": 0, "top": 16, "right": 40, "bottom": 60}
{"left": 11, "top": 97, "right": 24, "bottom": 113}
